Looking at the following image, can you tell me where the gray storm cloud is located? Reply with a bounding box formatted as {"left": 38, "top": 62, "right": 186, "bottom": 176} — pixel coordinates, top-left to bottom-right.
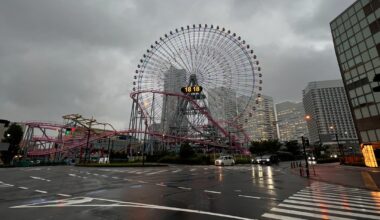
{"left": 0, "top": 0, "right": 355, "bottom": 129}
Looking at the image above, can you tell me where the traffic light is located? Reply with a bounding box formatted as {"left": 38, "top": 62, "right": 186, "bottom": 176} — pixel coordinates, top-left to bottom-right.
{"left": 374, "top": 74, "right": 380, "bottom": 92}
{"left": 65, "top": 128, "right": 71, "bottom": 136}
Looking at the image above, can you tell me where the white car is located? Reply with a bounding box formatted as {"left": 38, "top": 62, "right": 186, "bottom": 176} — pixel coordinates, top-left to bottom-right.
{"left": 215, "top": 156, "right": 235, "bottom": 166}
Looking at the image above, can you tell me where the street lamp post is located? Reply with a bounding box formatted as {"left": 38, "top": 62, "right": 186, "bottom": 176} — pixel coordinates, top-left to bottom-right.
{"left": 301, "top": 136, "right": 310, "bottom": 178}
{"left": 330, "top": 126, "right": 345, "bottom": 163}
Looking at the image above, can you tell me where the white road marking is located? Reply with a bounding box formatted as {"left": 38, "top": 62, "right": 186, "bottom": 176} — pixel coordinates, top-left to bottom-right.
{"left": 57, "top": 194, "right": 71, "bottom": 197}
{"left": 271, "top": 207, "right": 355, "bottom": 220}
{"left": 262, "top": 213, "right": 305, "bottom": 220}
{"left": 112, "top": 177, "right": 119, "bottom": 179}
{"left": 204, "top": 190, "right": 221, "bottom": 194}
{"left": 238, "top": 195, "right": 261, "bottom": 199}
{"left": 291, "top": 195, "right": 379, "bottom": 208}
{"left": 18, "top": 187, "right": 29, "bottom": 190}
{"left": 146, "top": 170, "right": 168, "bottom": 175}
{"left": 278, "top": 203, "right": 380, "bottom": 219}
{"left": 138, "top": 181, "right": 147, "bottom": 184}
{"left": 172, "top": 169, "right": 182, "bottom": 173}
{"left": 68, "top": 174, "right": 76, "bottom": 177}
{"left": 283, "top": 199, "right": 380, "bottom": 214}
{"left": 235, "top": 190, "right": 242, "bottom": 192}
{"left": 156, "top": 183, "right": 167, "bottom": 187}
{"left": 35, "top": 190, "right": 47, "bottom": 194}
{"left": 298, "top": 190, "right": 380, "bottom": 202}
{"left": 30, "top": 176, "right": 51, "bottom": 182}
{"left": 124, "top": 178, "right": 131, "bottom": 181}
{"left": 93, "top": 173, "right": 99, "bottom": 176}
{"left": 3, "top": 183, "right": 14, "bottom": 187}
{"left": 190, "top": 168, "right": 196, "bottom": 172}
{"left": 102, "top": 175, "right": 108, "bottom": 177}
{"left": 11, "top": 196, "right": 256, "bottom": 220}
{"left": 178, "top": 187, "right": 191, "bottom": 190}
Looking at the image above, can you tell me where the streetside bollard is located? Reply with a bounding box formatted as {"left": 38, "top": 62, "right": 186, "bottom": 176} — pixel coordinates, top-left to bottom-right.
{"left": 299, "top": 167, "right": 303, "bottom": 176}
{"left": 312, "top": 165, "right": 316, "bottom": 176}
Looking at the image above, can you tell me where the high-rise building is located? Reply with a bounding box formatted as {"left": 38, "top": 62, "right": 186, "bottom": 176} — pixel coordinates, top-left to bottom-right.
{"left": 276, "top": 101, "right": 309, "bottom": 143}
{"left": 207, "top": 87, "right": 238, "bottom": 122}
{"left": 331, "top": 0, "right": 380, "bottom": 166}
{"left": 238, "top": 94, "right": 277, "bottom": 141}
{"left": 161, "top": 66, "right": 187, "bottom": 134}
{"left": 302, "top": 80, "right": 358, "bottom": 154}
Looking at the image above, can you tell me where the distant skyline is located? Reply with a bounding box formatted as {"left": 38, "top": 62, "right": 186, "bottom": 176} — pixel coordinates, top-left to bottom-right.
{"left": 0, "top": 0, "right": 355, "bottom": 129}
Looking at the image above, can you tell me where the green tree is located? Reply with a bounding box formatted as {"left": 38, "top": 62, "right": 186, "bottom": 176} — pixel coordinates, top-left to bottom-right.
{"left": 249, "top": 139, "right": 281, "bottom": 155}
{"left": 179, "top": 142, "right": 194, "bottom": 159}
{"left": 285, "top": 140, "right": 301, "bottom": 155}
{"left": 1, "top": 123, "right": 23, "bottom": 165}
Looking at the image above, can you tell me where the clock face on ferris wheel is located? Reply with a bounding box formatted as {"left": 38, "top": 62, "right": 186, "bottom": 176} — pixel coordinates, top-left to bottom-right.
{"left": 133, "top": 24, "right": 262, "bottom": 125}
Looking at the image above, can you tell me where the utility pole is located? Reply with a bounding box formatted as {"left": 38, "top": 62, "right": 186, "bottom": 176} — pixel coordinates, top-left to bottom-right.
{"left": 301, "top": 136, "right": 310, "bottom": 178}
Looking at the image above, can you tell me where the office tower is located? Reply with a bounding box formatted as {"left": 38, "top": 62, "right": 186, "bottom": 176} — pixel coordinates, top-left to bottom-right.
{"left": 302, "top": 80, "right": 358, "bottom": 153}
{"left": 330, "top": 0, "right": 380, "bottom": 165}
{"left": 276, "top": 101, "right": 309, "bottom": 142}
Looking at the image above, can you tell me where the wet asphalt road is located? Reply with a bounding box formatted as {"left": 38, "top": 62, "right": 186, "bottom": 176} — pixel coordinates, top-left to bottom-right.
{"left": 1, "top": 163, "right": 380, "bottom": 220}
{"left": 0, "top": 163, "right": 301, "bottom": 220}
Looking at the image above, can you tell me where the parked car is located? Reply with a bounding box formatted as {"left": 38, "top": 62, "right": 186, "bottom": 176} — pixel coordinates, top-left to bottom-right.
{"left": 215, "top": 155, "right": 235, "bottom": 166}
{"left": 255, "top": 154, "right": 279, "bottom": 165}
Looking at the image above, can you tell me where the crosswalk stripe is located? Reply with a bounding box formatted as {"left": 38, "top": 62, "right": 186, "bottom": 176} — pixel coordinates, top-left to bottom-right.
{"left": 262, "top": 213, "right": 306, "bottom": 220}
{"left": 308, "top": 186, "right": 366, "bottom": 194}
{"left": 278, "top": 203, "right": 380, "bottom": 219}
{"left": 271, "top": 207, "right": 355, "bottom": 220}
{"left": 299, "top": 190, "right": 380, "bottom": 203}
{"left": 300, "top": 189, "right": 380, "bottom": 202}
{"left": 308, "top": 185, "right": 380, "bottom": 196}
{"left": 293, "top": 193, "right": 380, "bottom": 207}
{"left": 284, "top": 199, "right": 380, "bottom": 214}
{"left": 289, "top": 196, "right": 373, "bottom": 208}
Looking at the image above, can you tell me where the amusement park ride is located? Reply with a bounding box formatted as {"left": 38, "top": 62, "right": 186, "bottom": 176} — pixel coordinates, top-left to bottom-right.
{"left": 21, "top": 24, "right": 263, "bottom": 161}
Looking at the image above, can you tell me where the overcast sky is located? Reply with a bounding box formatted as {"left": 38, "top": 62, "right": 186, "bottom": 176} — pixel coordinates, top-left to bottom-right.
{"left": 0, "top": 0, "right": 355, "bottom": 129}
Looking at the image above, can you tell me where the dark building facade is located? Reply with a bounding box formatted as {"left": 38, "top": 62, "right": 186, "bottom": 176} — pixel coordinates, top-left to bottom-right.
{"left": 331, "top": 0, "right": 380, "bottom": 167}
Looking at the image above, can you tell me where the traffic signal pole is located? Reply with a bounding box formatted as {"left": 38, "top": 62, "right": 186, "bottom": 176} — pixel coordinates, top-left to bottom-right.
{"left": 301, "top": 136, "right": 310, "bottom": 178}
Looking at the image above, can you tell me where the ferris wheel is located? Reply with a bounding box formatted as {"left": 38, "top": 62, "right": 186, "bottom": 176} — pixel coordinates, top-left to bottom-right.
{"left": 131, "top": 24, "right": 262, "bottom": 145}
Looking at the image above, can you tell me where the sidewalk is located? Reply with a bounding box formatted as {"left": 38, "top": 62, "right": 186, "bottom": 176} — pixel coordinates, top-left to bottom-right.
{"left": 289, "top": 162, "right": 380, "bottom": 191}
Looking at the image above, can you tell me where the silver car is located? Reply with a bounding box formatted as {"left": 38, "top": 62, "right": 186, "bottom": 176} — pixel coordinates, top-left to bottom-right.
{"left": 215, "top": 155, "right": 235, "bottom": 166}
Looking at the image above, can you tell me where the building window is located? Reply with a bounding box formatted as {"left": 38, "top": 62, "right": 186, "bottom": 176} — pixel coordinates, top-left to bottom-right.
{"left": 361, "top": 131, "right": 369, "bottom": 142}
{"left": 369, "top": 104, "right": 378, "bottom": 116}
{"left": 368, "top": 130, "right": 377, "bottom": 142}
{"left": 355, "top": 108, "right": 362, "bottom": 119}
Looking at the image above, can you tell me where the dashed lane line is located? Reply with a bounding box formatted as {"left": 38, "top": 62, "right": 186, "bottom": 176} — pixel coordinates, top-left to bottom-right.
{"left": 57, "top": 194, "right": 71, "bottom": 197}
{"left": 156, "top": 183, "right": 167, "bottom": 187}
{"left": 18, "top": 187, "right": 29, "bottom": 190}
{"left": 172, "top": 169, "right": 182, "bottom": 173}
{"left": 204, "top": 190, "right": 221, "bottom": 194}
{"left": 178, "top": 186, "right": 192, "bottom": 190}
{"left": 146, "top": 170, "right": 168, "bottom": 175}
{"left": 35, "top": 190, "right": 47, "bottom": 194}
{"left": 30, "top": 176, "right": 51, "bottom": 182}
{"left": 238, "top": 195, "right": 261, "bottom": 199}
